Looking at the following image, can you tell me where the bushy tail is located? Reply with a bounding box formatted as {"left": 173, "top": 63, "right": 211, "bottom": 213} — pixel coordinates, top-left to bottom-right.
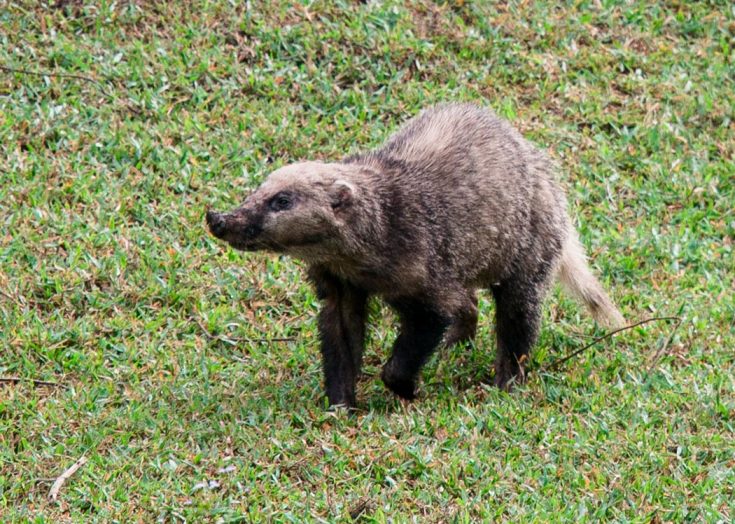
{"left": 557, "top": 230, "right": 625, "bottom": 328}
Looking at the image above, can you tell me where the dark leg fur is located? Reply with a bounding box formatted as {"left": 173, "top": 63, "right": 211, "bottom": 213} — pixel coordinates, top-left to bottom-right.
{"left": 309, "top": 268, "right": 368, "bottom": 408}
{"left": 382, "top": 298, "right": 451, "bottom": 400}
{"left": 490, "top": 281, "right": 543, "bottom": 391}
{"left": 443, "top": 291, "right": 478, "bottom": 347}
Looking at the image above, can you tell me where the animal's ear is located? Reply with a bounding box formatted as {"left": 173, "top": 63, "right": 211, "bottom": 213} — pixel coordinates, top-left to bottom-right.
{"left": 329, "top": 180, "right": 355, "bottom": 211}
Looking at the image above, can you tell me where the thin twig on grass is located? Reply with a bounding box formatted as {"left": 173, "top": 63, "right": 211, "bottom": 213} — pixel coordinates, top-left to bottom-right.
{"left": 0, "top": 65, "right": 112, "bottom": 97}
{"left": 194, "top": 317, "right": 296, "bottom": 345}
{"left": 48, "top": 455, "right": 88, "bottom": 502}
{"left": 0, "top": 377, "right": 66, "bottom": 388}
{"left": 542, "top": 316, "right": 681, "bottom": 373}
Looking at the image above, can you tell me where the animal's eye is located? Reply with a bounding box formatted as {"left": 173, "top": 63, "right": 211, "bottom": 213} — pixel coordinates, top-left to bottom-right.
{"left": 269, "top": 193, "right": 293, "bottom": 212}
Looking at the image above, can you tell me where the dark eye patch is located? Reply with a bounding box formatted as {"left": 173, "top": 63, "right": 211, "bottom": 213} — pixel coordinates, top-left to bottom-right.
{"left": 269, "top": 192, "right": 294, "bottom": 212}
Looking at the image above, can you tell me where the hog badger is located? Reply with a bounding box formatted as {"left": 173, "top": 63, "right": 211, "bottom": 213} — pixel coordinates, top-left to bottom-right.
{"left": 207, "top": 103, "right": 624, "bottom": 409}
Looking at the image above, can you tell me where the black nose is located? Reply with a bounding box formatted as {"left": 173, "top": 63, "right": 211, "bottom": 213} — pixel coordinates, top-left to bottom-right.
{"left": 206, "top": 210, "right": 226, "bottom": 238}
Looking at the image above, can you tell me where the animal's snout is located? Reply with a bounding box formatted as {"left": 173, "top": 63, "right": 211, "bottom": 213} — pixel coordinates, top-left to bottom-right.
{"left": 206, "top": 207, "right": 263, "bottom": 250}
{"left": 206, "top": 210, "right": 227, "bottom": 238}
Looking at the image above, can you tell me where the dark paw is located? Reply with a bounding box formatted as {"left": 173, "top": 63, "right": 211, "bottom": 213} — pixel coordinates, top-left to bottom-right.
{"left": 493, "top": 361, "right": 526, "bottom": 392}
{"left": 381, "top": 361, "right": 417, "bottom": 400}
{"left": 492, "top": 372, "right": 516, "bottom": 392}
{"left": 326, "top": 391, "right": 356, "bottom": 411}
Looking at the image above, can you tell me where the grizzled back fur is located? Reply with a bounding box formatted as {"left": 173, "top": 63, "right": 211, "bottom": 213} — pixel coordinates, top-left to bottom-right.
{"left": 341, "top": 104, "right": 570, "bottom": 308}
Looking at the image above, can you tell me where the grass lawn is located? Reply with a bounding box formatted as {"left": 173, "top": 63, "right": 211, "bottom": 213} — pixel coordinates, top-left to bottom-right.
{"left": 1, "top": 1, "right": 733, "bottom": 521}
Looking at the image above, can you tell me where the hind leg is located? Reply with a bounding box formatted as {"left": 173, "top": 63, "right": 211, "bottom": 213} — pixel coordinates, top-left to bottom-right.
{"left": 490, "top": 281, "right": 544, "bottom": 391}
{"left": 443, "top": 290, "right": 479, "bottom": 347}
{"left": 381, "top": 298, "right": 451, "bottom": 400}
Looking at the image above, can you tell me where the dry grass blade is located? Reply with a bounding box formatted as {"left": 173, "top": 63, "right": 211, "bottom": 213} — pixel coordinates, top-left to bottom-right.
{"left": 48, "top": 456, "right": 88, "bottom": 502}
{"left": 0, "top": 287, "right": 25, "bottom": 306}
{"left": 348, "top": 496, "right": 373, "bottom": 520}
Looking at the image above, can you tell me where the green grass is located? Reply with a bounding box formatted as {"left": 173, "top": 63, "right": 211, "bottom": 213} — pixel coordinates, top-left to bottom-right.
{"left": 1, "top": 0, "right": 733, "bottom": 521}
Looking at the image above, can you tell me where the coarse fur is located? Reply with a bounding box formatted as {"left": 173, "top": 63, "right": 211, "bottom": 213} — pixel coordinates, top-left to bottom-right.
{"left": 207, "top": 103, "right": 624, "bottom": 409}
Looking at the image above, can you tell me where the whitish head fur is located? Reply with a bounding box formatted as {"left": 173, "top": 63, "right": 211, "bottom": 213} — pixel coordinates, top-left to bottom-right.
{"left": 206, "top": 161, "right": 369, "bottom": 262}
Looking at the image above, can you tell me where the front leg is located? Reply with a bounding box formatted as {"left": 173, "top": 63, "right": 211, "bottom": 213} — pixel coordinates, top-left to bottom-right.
{"left": 382, "top": 298, "right": 451, "bottom": 400}
{"left": 309, "top": 268, "right": 368, "bottom": 409}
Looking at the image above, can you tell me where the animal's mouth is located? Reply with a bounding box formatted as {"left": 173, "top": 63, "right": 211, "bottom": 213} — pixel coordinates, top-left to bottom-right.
{"left": 226, "top": 239, "right": 261, "bottom": 251}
